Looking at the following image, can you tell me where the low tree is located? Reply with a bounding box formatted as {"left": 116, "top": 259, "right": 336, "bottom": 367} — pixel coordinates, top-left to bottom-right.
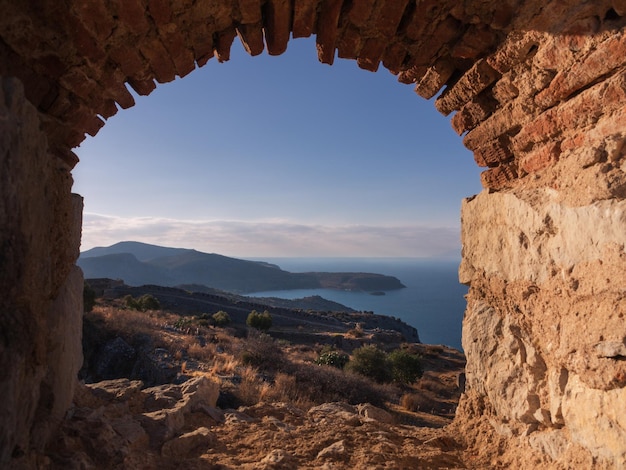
{"left": 345, "top": 345, "right": 392, "bottom": 383}
{"left": 137, "top": 294, "right": 160, "bottom": 311}
{"left": 123, "top": 294, "right": 140, "bottom": 310}
{"left": 124, "top": 293, "right": 160, "bottom": 311}
{"left": 316, "top": 350, "right": 350, "bottom": 369}
{"left": 388, "top": 349, "right": 423, "bottom": 384}
{"left": 212, "top": 310, "right": 231, "bottom": 327}
{"left": 246, "top": 310, "right": 272, "bottom": 331}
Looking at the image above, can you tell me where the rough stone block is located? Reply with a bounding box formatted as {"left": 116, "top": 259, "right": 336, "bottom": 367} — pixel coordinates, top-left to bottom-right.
{"left": 479, "top": 162, "right": 518, "bottom": 190}
{"left": 264, "top": 0, "right": 291, "bottom": 56}
{"left": 450, "top": 93, "right": 498, "bottom": 135}
{"left": 347, "top": 0, "right": 375, "bottom": 28}
{"left": 161, "top": 427, "right": 214, "bottom": 458}
{"left": 112, "top": 0, "right": 150, "bottom": 35}
{"left": 128, "top": 78, "right": 157, "bottom": 96}
{"left": 487, "top": 31, "right": 540, "bottom": 74}
{"left": 214, "top": 28, "right": 238, "bottom": 62}
{"left": 372, "top": 0, "right": 410, "bottom": 37}
{"left": 415, "top": 59, "right": 455, "bottom": 99}
{"left": 451, "top": 24, "right": 497, "bottom": 60}
{"left": 473, "top": 135, "right": 513, "bottom": 168}
{"left": 398, "top": 65, "right": 427, "bottom": 84}
{"left": 436, "top": 59, "right": 500, "bottom": 116}
{"left": 292, "top": 0, "right": 320, "bottom": 38}
{"left": 315, "top": 0, "right": 343, "bottom": 65}
{"left": 337, "top": 26, "right": 362, "bottom": 59}
{"left": 109, "top": 46, "right": 147, "bottom": 78}
{"left": 160, "top": 30, "right": 196, "bottom": 78}
{"left": 148, "top": 0, "right": 172, "bottom": 26}
{"left": 519, "top": 141, "right": 560, "bottom": 174}
{"left": 381, "top": 41, "right": 407, "bottom": 73}
{"left": 536, "top": 33, "right": 626, "bottom": 109}
{"left": 237, "top": 23, "right": 265, "bottom": 56}
{"left": 71, "top": 0, "right": 114, "bottom": 41}
{"left": 140, "top": 38, "right": 177, "bottom": 83}
{"left": 357, "top": 37, "right": 386, "bottom": 71}
{"left": 238, "top": 0, "right": 262, "bottom": 24}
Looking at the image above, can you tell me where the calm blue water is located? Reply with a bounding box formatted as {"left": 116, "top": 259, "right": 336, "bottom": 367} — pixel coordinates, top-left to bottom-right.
{"left": 247, "top": 258, "right": 466, "bottom": 351}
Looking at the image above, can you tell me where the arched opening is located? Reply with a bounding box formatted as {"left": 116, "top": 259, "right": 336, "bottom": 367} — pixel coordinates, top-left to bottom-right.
{"left": 1, "top": 1, "right": 626, "bottom": 467}
{"left": 74, "top": 37, "right": 482, "bottom": 348}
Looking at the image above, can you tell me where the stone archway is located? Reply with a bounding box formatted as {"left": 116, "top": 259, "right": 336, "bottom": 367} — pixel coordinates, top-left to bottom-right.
{"left": 1, "top": 0, "right": 625, "bottom": 467}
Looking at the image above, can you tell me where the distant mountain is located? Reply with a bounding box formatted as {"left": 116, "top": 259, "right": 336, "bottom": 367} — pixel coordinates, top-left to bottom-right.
{"left": 78, "top": 241, "right": 406, "bottom": 294}
{"left": 78, "top": 253, "right": 174, "bottom": 286}
{"left": 81, "top": 241, "right": 194, "bottom": 262}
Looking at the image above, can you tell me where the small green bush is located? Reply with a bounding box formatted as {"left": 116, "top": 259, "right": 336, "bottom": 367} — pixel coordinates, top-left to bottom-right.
{"left": 345, "top": 345, "right": 392, "bottom": 383}
{"left": 123, "top": 294, "right": 140, "bottom": 310}
{"left": 212, "top": 311, "right": 231, "bottom": 327}
{"left": 316, "top": 350, "right": 349, "bottom": 369}
{"left": 138, "top": 294, "right": 160, "bottom": 310}
{"left": 246, "top": 310, "right": 272, "bottom": 331}
{"left": 173, "top": 316, "right": 193, "bottom": 329}
{"left": 388, "top": 349, "right": 423, "bottom": 384}
{"left": 123, "top": 293, "right": 160, "bottom": 311}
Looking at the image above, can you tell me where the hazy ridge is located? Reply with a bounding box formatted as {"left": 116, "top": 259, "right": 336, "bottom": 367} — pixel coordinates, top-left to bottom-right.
{"left": 79, "top": 241, "right": 406, "bottom": 294}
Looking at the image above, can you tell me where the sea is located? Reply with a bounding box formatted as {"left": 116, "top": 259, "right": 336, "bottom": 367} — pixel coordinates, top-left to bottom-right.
{"left": 247, "top": 258, "right": 466, "bottom": 351}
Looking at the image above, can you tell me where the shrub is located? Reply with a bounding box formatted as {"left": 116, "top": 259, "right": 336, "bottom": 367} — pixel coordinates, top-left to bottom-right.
{"left": 316, "top": 350, "right": 349, "bottom": 369}
{"left": 401, "top": 393, "right": 437, "bottom": 412}
{"left": 123, "top": 294, "right": 140, "bottom": 310}
{"left": 173, "top": 316, "right": 193, "bottom": 329}
{"left": 417, "top": 376, "right": 454, "bottom": 398}
{"left": 123, "top": 293, "right": 160, "bottom": 311}
{"left": 239, "top": 330, "right": 284, "bottom": 370}
{"left": 287, "top": 361, "right": 395, "bottom": 407}
{"left": 345, "top": 345, "right": 392, "bottom": 383}
{"left": 137, "top": 294, "right": 160, "bottom": 311}
{"left": 212, "top": 310, "right": 231, "bottom": 327}
{"left": 388, "top": 349, "right": 423, "bottom": 384}
{"left": 400, "top": 392, "right": 448, "bottom": 414}
{"left": 83, "top": 282, "right": 96, "bottom": 312}
{"left": 246, "top": 310, "right": 272, "bottom": 331}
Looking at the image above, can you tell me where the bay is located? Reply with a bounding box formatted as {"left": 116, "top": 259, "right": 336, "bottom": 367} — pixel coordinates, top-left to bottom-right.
{"left": 247, "top": 257, "right": 466, "bottom": 351}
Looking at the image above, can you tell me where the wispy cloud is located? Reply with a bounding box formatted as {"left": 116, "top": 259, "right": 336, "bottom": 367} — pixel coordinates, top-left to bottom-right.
{"left": 81, "top": 213, "right": 460, "bottom": 258}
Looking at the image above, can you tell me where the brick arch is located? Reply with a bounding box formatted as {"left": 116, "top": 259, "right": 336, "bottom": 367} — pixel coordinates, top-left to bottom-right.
{"left": 1, "top": 0, "right": 623, "bottom": 190}
{"left": 2, "top": 1, "right": 626, "bottom": 467}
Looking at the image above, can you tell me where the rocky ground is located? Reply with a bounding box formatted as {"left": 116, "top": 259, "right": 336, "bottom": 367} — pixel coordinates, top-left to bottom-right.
{"left": 27, "top": 299, "right": 468, "bottom": 469}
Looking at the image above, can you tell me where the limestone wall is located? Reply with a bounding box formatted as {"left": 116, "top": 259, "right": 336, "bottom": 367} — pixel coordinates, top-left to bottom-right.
{"left": 0, "top": 78, "right": 83, "bottom": 463}
{"left": 450, "top": 20, "right": 626, "bottom": 467}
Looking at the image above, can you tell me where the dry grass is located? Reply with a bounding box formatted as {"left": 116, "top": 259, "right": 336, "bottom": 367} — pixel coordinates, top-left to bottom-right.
{"left": 210, "top": 354, "right": 239, "bottom": 375}
{"left": 236, "top": 366, "right": 265, "bottom": 406}
{"left": 417, "top": 375, "right": 455, "bottom": 399}
{"left": 85, "top": 299, "right": 462, "bottom": 423}
{"left": 187, "top": 342, "right": 217, "bottom": 361}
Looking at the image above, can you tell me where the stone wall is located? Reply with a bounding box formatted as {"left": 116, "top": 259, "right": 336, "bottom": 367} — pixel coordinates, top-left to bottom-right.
{"left": 0, "top": 78, "right": 83, "bottom": 463}
{"left": 0, "top": 0, "right": 625, "bottom": 467}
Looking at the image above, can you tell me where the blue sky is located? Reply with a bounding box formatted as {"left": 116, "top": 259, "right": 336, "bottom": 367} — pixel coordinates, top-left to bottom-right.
{"left": 73, "top": 37, "right": 482, "bottom": 257}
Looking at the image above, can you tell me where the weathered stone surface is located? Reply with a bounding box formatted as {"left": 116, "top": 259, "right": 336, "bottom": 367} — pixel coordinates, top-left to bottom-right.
{"left": 356, "top": 403, "right": 393, "bottom": 424}
{"left": 435, "top": 59, "right": 500, "bottom": 116}
{"left": 0, "top": 77, "right": 82, "bottom": 463}
{"left": 458, "top": 186, "right": 626, "bottom": 467}
{"left": 562, "top": 374, "right": 626, "bottom": 467}
{"left": 460, "top": 190, "right": 626, "bottom": 285}
{"left": 160, "top": 426, "right": 214, "bottom": 457}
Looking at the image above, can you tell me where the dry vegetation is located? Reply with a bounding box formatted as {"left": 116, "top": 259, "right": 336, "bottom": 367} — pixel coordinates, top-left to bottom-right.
{"left": 82, "top": 299, "right": 464, "bottom": 424}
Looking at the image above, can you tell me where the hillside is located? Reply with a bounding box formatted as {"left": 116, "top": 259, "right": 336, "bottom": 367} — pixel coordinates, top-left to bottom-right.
{"left": 55, "top": 292, "right": 466, "bottom": 469}
{"left": 79, "top": 242, "right": 406, "bottom": 293}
